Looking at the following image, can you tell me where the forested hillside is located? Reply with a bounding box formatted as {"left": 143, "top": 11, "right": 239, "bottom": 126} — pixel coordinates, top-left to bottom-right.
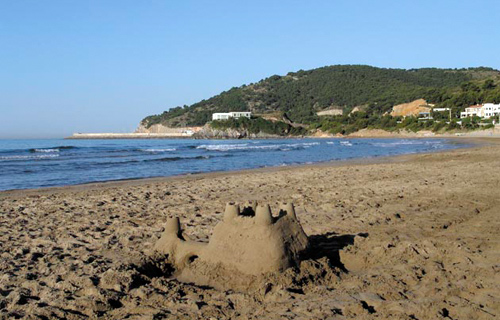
{"left": 141, "top": 65, "right": 500, "bottom": 128}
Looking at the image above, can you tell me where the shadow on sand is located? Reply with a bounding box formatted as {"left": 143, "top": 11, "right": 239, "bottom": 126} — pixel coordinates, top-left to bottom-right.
{"left": 305, "top": 231, "right": 368, "bottom": 272}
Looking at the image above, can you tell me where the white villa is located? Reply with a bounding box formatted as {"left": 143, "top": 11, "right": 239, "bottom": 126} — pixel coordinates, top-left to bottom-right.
{"left": 212, "top": 111, "right": 252, "bottom": 121}
{"left": 461, "top": 103, "right": 500, "bottom": 119}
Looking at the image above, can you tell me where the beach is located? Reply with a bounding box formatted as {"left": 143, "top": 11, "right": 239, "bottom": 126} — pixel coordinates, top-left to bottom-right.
{"left": 1, "top": 139, "right": 499, "bottom": 319}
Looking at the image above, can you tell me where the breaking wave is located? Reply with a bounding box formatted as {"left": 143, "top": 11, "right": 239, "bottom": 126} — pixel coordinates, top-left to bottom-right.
{"left": 196, "top": 142, "right": 320, "bottom": 152}
{"left": 29, "top": 146, "right": 77, "bottom": 153}
{"left": 139, "top": 148, "right": 177, "bottom": 152}
{"left": 30, "top": 148, "right": 59, "bottom": 153}
{"left": 0, "top": 154, "right": 60, "bottom": 161}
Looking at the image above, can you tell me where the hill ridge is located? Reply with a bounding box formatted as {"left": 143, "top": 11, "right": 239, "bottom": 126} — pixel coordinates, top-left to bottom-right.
{"left": 142, "top": 65, "right": 500, "bottom": 128}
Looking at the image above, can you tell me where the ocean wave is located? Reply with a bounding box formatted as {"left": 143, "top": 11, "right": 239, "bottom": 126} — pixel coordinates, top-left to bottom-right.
{"left": 30, "top": 148, "right": 59, "bottom": 153}
{"left": 29, "top": 146, "right": 77, "bottom": 153}
{"left": 78, "top": 155, "right": 211, "bottom": 168}
{"left": 89, "top": 159, "right": 141, "bottom": 166}
{"left": 301, "top": 142, "right": 321, "bottom": 146}
{"left": 196, "top": 144, "right": 248, "bottom": 151}
{"left": 340, "top": 141, "right": 353, "bottom": 146}
{"left": 140, "top": 148, "right": 177, "bottom": 152}
{"left": 196, "top": 142, "right": 320, "bottom": 152}
{"left": 0, "top": 154, "right": 60, "bottom": 161}
{"left": 145, "top": 155, "right": 211, "bottom": 162}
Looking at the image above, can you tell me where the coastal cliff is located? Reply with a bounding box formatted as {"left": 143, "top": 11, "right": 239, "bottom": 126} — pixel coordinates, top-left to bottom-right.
{"left": 193, "top": 124, "right": 282, "bottom": 139}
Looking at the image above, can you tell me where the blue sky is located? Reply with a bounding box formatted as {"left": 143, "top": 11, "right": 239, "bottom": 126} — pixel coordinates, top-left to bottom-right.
{"left": 1, "top": 0, "right": 499, "bottom": 138}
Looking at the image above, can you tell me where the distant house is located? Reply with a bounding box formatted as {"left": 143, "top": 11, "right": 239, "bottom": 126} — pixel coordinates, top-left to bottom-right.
{"left": 212, "top": 111, "right": 251, "bottom": 121}
{"left": 460, "top": 103, "right": 500, "bottom": 119}
{"left": 461, "top": 105, "right": 483, "bottom": 118}
{"left": 483, "top": 103, "right": 500, "bottom": 118}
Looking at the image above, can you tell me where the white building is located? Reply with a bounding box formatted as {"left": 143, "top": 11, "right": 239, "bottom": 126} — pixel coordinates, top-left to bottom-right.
{"left": 460, "top": 105, "right": 482, "bottom": 118}
{"left": 482, "top": 103, "right": 500, "bottom": 118}
{"left": 461, "top": 103, "right": 500, "bottom": 119}
{"left": 212, "top": 111, "right": 251, "bottom": 121}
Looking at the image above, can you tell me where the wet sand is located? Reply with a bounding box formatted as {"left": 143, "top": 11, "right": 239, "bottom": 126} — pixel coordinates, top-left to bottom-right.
{"left": 1, "top": 139, "right": 499, "bottom": 319}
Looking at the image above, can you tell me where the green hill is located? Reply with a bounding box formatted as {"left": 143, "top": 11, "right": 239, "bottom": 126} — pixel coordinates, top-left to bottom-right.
{"left": 141, "top": 65, "right": 500, "bottom": 128}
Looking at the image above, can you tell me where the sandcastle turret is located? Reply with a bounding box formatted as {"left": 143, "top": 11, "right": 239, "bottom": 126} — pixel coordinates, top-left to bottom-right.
{"left": 154, "top": 216, "right": 204, "bottom": 267}
{"left": 224, "top": 202, "right": 240, "bottom": 221}
{"left": 164, "top": 216, "right": 181, "bottom": 237}
{"left": 255, "top": 204, "right": 273, "bottom": 225}
{"left": 153, "top": 201, "right": 309, "bottom": 281}
{"left": 280, "top": 202, "right": 297, "bottom": 219}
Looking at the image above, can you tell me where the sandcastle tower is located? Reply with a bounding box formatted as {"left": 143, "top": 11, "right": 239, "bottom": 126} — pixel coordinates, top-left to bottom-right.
{"left": 154, "top": 202, "right": 309, "bottom": 276}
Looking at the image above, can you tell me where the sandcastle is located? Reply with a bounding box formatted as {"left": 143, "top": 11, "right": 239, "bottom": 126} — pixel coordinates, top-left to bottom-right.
{"left": 153, "top": 202, "right": 309, "bottom": 277}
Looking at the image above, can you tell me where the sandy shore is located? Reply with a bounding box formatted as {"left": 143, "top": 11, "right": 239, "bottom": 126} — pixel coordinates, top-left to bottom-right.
{"left": 1, "top": 139, "right": 499, "bottom": 319}
{"left": 347, "top": 127, "right": 500, "bottom": 138}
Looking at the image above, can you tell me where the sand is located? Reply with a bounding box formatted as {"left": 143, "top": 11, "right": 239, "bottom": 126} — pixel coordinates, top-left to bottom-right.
{"left": 0, "top": 139, "right": 499, "bottom": 319}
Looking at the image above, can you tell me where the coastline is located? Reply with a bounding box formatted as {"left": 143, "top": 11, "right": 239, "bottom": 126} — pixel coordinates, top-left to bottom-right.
{"left": 65, "top": 126, "right": 500, "bottom": 140}
{"left": 346, "top": 127, "right": 500, "bottom": 138}
{"left": 0, "top": 136, "right": 482, "bottom": 197}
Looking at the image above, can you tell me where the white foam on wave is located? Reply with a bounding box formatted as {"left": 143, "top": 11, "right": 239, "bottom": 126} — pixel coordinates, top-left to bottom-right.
{"left": 141, "top": 148, "right": 176, "bottom": 152}
{"left": 301, "top": 142, "right": 320, "bottom": 146}
{"left": 196, "top": 144, "right": 249, "bottom": 151}
{"left": 0, "top": 154, "right": 60, "bottom": 161}
{"left": 340, "top": 141, "right": 353, "bottom": 146}
{"left": 197, "top": 142, "right": 320, "bottom": 152}
{"left": 326, "top": 141, "right": 335, "bottom": 145}
{"left": 33, "top": 148, "right": 59, "bottom": 153}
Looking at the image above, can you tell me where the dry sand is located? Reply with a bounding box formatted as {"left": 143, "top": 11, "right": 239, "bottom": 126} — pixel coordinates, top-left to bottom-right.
{"left": 0, "top": 139, "right": 499, "bottom": 319}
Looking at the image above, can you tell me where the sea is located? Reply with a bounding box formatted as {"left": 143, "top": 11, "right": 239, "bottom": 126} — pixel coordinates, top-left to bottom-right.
{"left": 0, "top": 138, "right": 466, "bottom": 191}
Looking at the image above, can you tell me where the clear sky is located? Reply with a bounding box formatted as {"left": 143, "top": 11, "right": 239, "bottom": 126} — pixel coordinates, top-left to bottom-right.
{"left": 1, "top": 0, "right": 499, "bottom": 138}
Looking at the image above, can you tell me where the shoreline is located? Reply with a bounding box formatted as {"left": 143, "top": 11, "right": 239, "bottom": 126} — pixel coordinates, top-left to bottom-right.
{"left": 64, "top": 126, "right": 500, "bottom": 140}
{"left": 1, "top": 137, "right": 499, "bottom": 318}
{"left": 0, "top": 136, "right": 490, "bottom": 197}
